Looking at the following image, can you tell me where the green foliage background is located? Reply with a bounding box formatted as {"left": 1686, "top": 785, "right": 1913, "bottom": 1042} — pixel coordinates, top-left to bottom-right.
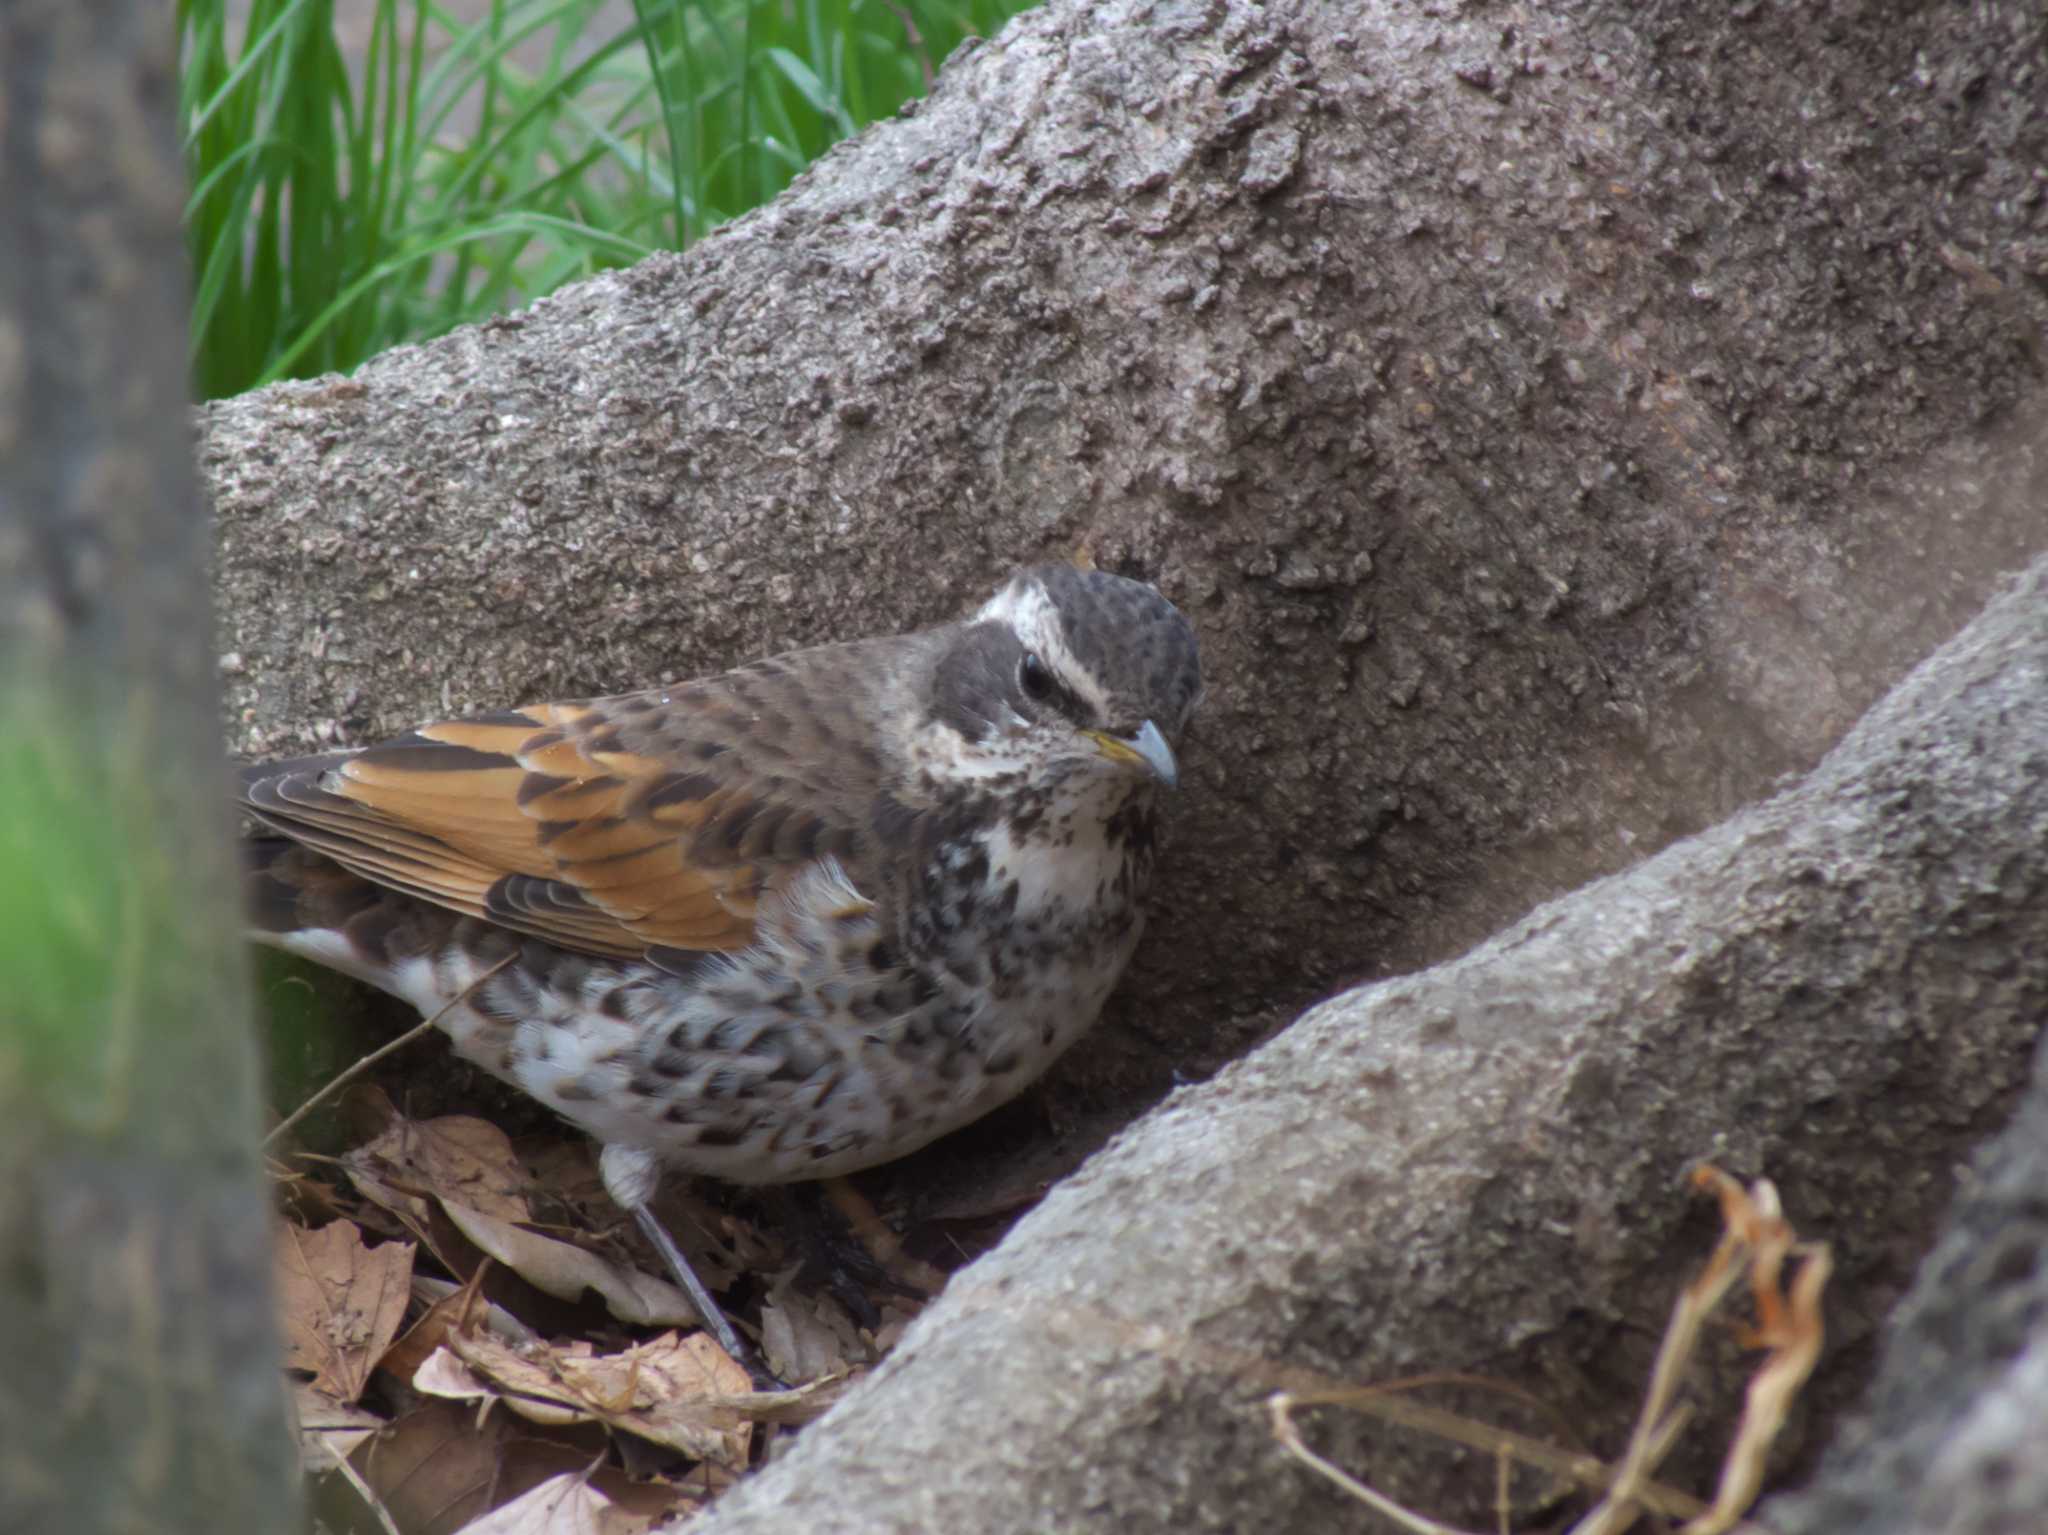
{"left": 180, "top": 0, "right": 1032, "bottom": 401}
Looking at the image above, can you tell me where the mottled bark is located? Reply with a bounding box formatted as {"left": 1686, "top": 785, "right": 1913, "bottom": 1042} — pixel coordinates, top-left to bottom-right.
{"left": 0, "top": 1, "right": 299, "bottom": 1528}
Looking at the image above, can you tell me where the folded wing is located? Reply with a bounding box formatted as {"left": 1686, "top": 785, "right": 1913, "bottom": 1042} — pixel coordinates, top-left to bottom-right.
{"left": 241, "top": 695, "right": 862, "bottom": 959}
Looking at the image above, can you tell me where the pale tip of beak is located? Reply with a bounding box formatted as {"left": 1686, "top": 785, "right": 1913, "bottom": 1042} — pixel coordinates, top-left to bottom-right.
{"left": 1090, "top": 719, "right": 1178, "bottom": 789}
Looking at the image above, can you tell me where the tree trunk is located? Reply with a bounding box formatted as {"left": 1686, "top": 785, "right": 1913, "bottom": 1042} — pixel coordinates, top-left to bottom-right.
{"left": 196, "top": 0, "right": 2046, "bottom": 1523}
{"left": 0, "top": 2, "right": 300, "bottom": 1528}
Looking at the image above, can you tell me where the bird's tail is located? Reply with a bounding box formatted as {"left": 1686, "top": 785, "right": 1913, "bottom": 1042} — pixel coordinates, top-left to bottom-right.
{"left": 243, "top": 837, "right": 465, "bottom": 1000}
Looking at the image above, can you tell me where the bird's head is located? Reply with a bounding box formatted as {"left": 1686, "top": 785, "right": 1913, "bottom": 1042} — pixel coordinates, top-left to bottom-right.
{"left": 926, "top": 565, "right": 1202, "bottom": 793}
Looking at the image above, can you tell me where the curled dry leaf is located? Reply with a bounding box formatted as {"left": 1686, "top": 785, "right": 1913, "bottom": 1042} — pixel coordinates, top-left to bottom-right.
{"left": 335, "top": 1097, "right": 706, "bottom": 1327}
{"left": 415, "top": 1273, "right": 543, "bottom": 1340}
{"left": 378, "top": 1264, "right": 539, "bottom": 1385}
{"left": 339, "top": 1101, "right": 702, "bottom": 1326}
{"left": 1573, "top": 1166, "right": 1832, "bottom": 1535}
{"left": 705, "top": 1373, "right": 857, "bottom": 1429}
{"left": 342, "top": 1107, "right": 537, "bottom": 1279}
{"left": 275, "top": 1219, "right": 415, "bottom": 1403}
{"left": 519, "top": 1136, "right": 742, "bottom": 1290}
{"left": 345, "top": 1110, "right": 536, "bottom": 1226}
{"left": 1678, "top": 1169, "right": 1833, "bottom": 1535}
{"left": 446, "top": 1467, "right": 681, "bottom": 1535}
{"left": 347, "top": 1397, "right": 694, "bottom": 1535}
{"left": 416, "top": 1328, "right": 756, "bottom": 1467}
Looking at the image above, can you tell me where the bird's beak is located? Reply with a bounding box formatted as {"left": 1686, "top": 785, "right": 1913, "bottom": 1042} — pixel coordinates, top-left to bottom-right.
{"left": 1086, "top": 719, "right": 1179, "bottom": 789}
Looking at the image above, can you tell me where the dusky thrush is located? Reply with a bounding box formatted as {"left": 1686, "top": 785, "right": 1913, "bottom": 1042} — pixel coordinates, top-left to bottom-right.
{"left": 242, "top": 564, "right": 1202, "bottom": 1370}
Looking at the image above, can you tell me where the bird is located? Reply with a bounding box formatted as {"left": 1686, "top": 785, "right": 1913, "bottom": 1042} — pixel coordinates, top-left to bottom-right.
{"left": 241, "top": 563, "right": 1202, "bottom": 1374}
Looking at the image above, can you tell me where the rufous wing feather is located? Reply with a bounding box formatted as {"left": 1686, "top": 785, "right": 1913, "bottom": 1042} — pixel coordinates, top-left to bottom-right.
{"left": 244, "top": 700, "right": 782, "bottom": 958}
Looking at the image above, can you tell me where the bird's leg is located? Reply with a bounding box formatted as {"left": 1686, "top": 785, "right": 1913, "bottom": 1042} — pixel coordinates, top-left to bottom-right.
{"left": 598, "top": 1143, "right": 783, "bottom": 1389}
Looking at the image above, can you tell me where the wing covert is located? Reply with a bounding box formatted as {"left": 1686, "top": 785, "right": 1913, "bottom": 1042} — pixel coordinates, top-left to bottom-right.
{"left": 243, "top": 699, "right": 811, "bottom": 956}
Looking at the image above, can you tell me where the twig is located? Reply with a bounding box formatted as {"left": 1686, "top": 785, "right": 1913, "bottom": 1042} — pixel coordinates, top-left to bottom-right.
{"left": 1270, "top": 1164, "right": 1827, "bottom": 1535}
{"left": 1271, "top": 1392, "right": 1475, "bottom": 1535}
{"left": 263, "top": 953, "right": 515, "bottom": 1152}
{"left": 1683, "top": 1242, "right": 1830, "bottom": 1535}
{"left": 1273, "top": 1377, "right": 1707, "bottom": 1522}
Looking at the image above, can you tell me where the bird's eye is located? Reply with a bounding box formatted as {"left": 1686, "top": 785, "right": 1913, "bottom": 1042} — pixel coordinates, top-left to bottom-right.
{"left": 1019, "top": 652, "right": 1055, "bottom": 702}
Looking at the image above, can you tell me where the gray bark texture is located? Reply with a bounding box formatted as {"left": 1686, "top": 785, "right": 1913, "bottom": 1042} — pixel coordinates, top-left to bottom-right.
{"left": 1770, "top": 1004, "right": 2048, "bottom": 1535}
{"left": 0, "top": 0, "right": 300, "bottom": 1528}
{"left": 678, "top": 557, "right": 2048, "bottom": 1533}
{"left": 197, "top": 0, "right": 2048, "bottom": 1525}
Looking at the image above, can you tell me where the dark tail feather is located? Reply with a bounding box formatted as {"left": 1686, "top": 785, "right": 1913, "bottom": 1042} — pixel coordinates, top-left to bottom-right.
{"left": 244, "top": 838, "right": 383, "bottom": 936}
{"left": 243, "top": 837, "right": 494, "bottom": 998}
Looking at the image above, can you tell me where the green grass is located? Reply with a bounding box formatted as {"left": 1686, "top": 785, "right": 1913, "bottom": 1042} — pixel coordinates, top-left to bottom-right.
{"left": 179, "top": 0, "right": 1033, "bottom": 401}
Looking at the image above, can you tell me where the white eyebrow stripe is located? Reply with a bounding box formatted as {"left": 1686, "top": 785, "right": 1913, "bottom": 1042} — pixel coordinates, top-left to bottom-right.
{"left": 974, "top": 577, "right": 1113, "bottom": 722}
{"left": 973, "top": 577, "right": 1053, "bottom": 635}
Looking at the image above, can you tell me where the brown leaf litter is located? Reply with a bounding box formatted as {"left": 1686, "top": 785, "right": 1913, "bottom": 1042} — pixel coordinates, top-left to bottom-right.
{"left": 270, "top": 1080, "right": 895, "bottom": 1532}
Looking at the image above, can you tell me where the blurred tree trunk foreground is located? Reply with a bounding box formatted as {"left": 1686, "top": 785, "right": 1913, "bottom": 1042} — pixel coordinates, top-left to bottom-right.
{"left": 0, "top": 2, "right": 299, "bottom": 1529}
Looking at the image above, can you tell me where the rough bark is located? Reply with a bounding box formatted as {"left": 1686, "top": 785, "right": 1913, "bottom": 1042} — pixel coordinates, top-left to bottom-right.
{"left": 201, "top": 0, "right": 2048, "bottom": 1146}
{"left": 678, "top": 554, "right": 2048, "bottom": 1533}
{"left": 0, "top": 2, "right": 300, "bottom": 1528}
{"left": 1768, "top": 1017, "right": 2048, "bottom": 1535}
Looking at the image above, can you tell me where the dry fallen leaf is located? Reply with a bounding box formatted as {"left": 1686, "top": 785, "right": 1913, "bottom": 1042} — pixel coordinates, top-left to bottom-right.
{"left": 334, "top": 1099, "right": 702, "bottom": 1328}
{"left": 290, "top": 1379, "right": 385, "bottom": 1475}
{"left": 450, "top": 1471, "right": 614, "bottom": 1535}
{"left": 412, "top": 1275, "right": 545, "bottom": 1342}
{"left": 760, "top": 1269, "right": 870, "bottom": 1383}
{"left": 346, "top": 1110, "right": 536, "bottom": 1226}
{"left": 440, "top": 1199, "right": 701, "bottom": 1328}
{"left": 380, "top": 1271, "right": 544, "bottom": 1385}
{"left": 343, "top": 1118, "right": 506, "bottom": 1279}
{"left": 275, "top": 1219, "right": 415, "bottom": 1402}
{"left": 352, "top": 1398, "right": 522, "bottom": 1535}
{"left": 518, "top": 1138, "right": 611, "bottom": 1213}
{"left": 1577, "top": 1166, "right": 1832, "bottom": 1535}
{"left": 416, "top": 1328, "right": 757, "bottom": 1466}
{"left": 348, "top": 1399, "right": 682, "bottom": 1535}
{"left": 1680, "top": 1170, "right": 1832, "bottom": 1535}
{"left": 517, "top": 1139, "right": 744, "bottom": 1289}
{"left": 447, "top": 1468, "right": 675, "bottom": 1535}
